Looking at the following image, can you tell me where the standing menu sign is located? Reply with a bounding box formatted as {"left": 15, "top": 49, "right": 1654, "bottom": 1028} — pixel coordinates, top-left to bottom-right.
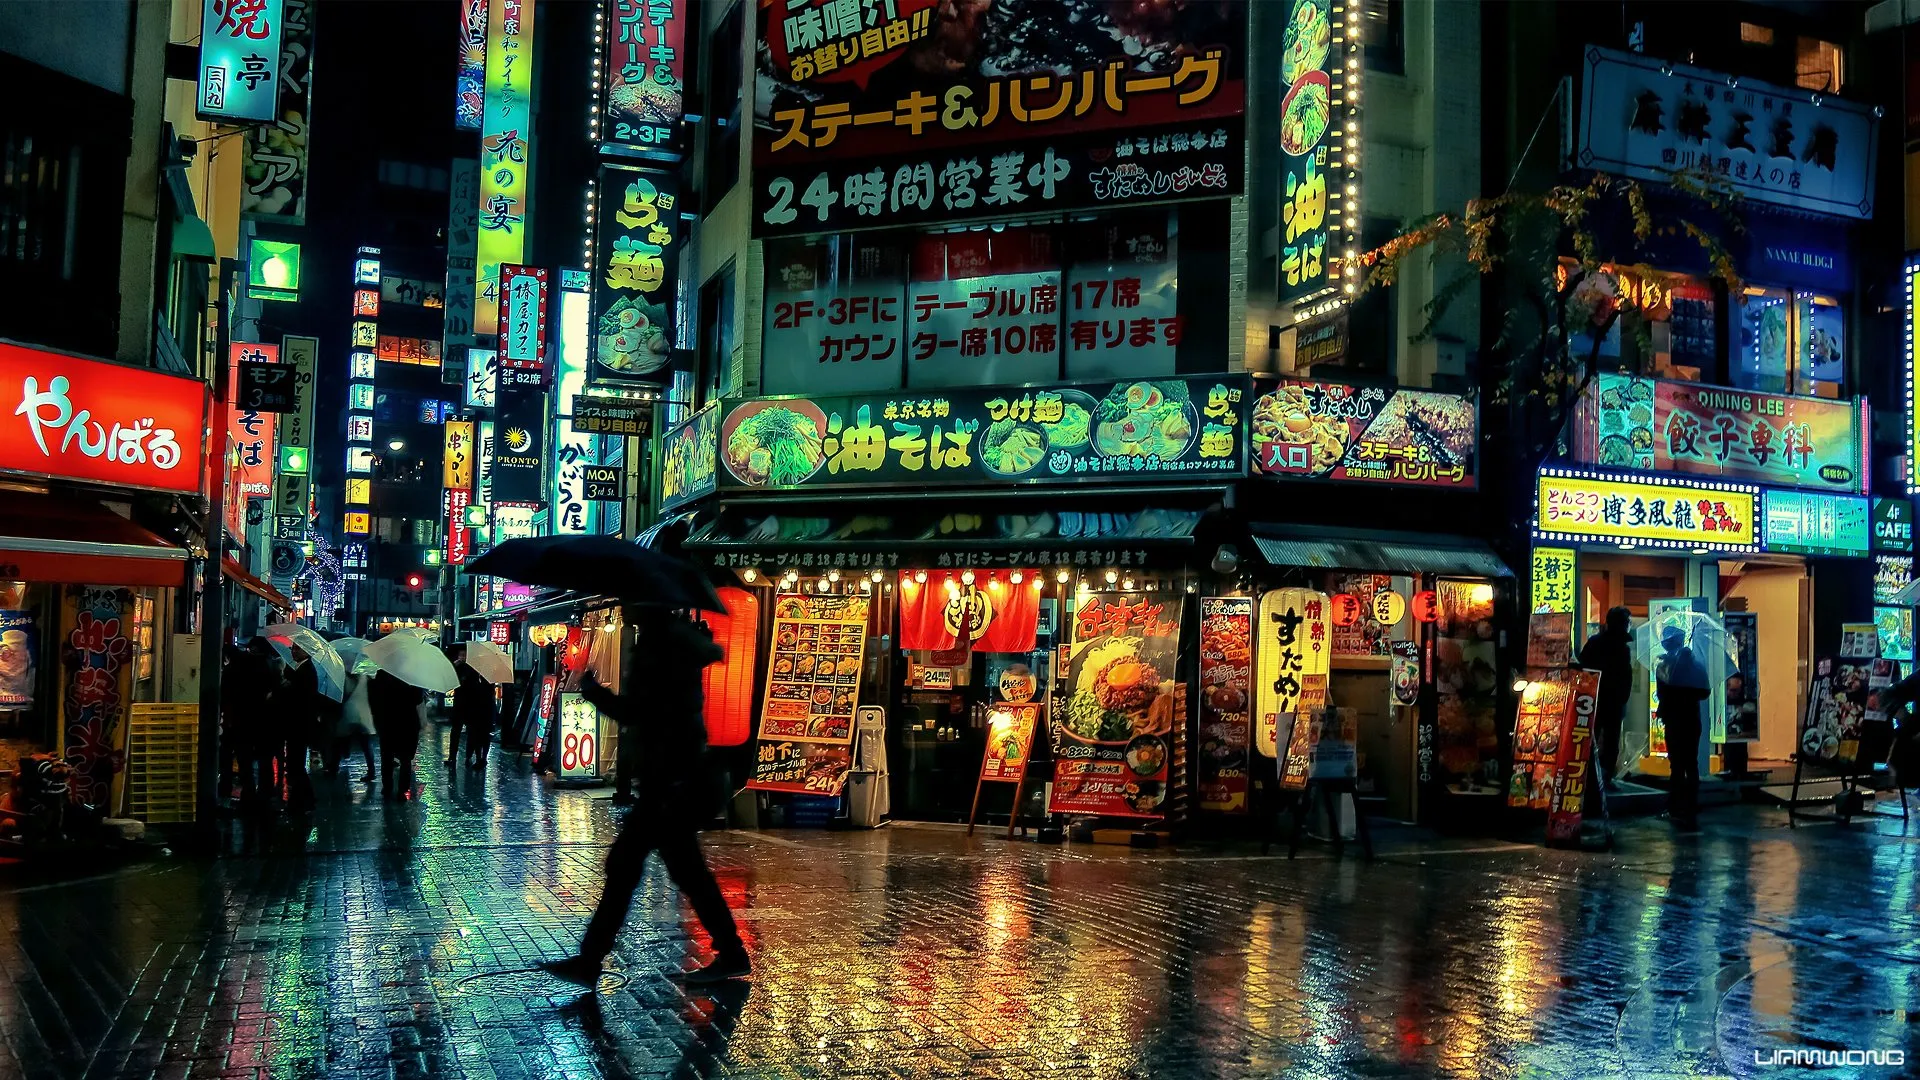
{"left": 1544, "top": 670, "right": 1600, "bottom": 843}
{"left": 1800, "top": 655, "right": 1893, "bottom": 766}
{"left": 1196, "top": 597, "right": 1253, "bottom": 813}
{"left": 1723, "top": 612, "right": 1759, "bottom": 742}
{"left": 557, "top": 691, "right": 602, "bottom": 779}
{"left": 758, "top": 594, "right": 868, "bottom": 745}
{"left": 1509, "top": 669, "right": 1602, "bottom": 840}
{"left": 1047, "top": 592, "right": 1183, "bottom": 819}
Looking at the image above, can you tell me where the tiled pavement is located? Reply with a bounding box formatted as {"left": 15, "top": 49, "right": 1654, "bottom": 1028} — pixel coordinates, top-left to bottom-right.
{"left": 3, "top": 727, "right": 1920, "bottom": 1079}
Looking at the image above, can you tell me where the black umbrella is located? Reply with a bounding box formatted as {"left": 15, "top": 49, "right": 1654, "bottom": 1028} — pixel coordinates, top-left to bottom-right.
{"left": 465, "top": 535, "right": 727, "bottom": 612}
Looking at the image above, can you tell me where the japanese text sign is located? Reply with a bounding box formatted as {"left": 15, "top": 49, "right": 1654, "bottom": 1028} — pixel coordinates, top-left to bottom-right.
{"left": 1579, "top": 374, "right": 1865, "bottom": 493}
{"left": 498, "top": 264, "right": 549, "bottom": 379}
{"left": 279, "top": 335, "right": 318, "bottom": 453}
{"left": 491, "top": 388, "right": 546, "bottom": 505}
{"left": 582, "top": 464, "right": 623, "bottom": 501}
{"left": 569, "top": 396, "right": 653, "bottom": 436}
{"left": 476, "top": 0, "right": 535, "bottom": 336}
{"left": 659, "top": 402, "right": 718, "bottom": 512}
{"left": 1531, "top": 547, "right": 1577, "bottom": 615}
{"left": 592, "top": 163, "right": 679, "bottom": 384}
{"left": 601, "top": 0, "right": 685, "bottom": 154}
{"left": 443, "top": 420, "right": 476, "bottom": 491}
{"left": 1761, "top": 490, "right": 1869, "bottom": 557}
{"left": 238, "top": 0, "right": 310, "bottom": 224}
{"left": 1276, "top": 0, "right": 1337, "bottom": 302}
{"left": 979, "top": 704, "right": 1038, "bottom": 783}
{"left": 456, "top": 0, "right": 486, "bottom": 131}
{"left": 1251, "top": 381, "right": 1479, "bottom": 489}
{"left": 1535, "top": 470, "right": 1758, "bottom": 551}
{"left": 755, "top": 0, "right": 1245, "bottom": 167}
{"left": 0, "top": 343, "right": 209, "bottom": 495}
{"left": 1197, "top": 596, "right": 1253, "bottom": 814}
{"left": 199, "top": 0, "right": 285, "bottom": 123}
{"left": 446, "top": 488, "right": 472, "bottom": 565}
{"left": 1048, "top": 591, "right": 1183, "bottom": 819}
{"left": 238, "top": 360, "right": 295, "bottom": 412}
{"left": 716, "top": 375, "right": 1249, "bottom": 492}
{"left": 1576, "top": 46, "right": 1879, "bottom": 220}
{"left": 1254, "top": 587, "right": 1330, "bottom": 763}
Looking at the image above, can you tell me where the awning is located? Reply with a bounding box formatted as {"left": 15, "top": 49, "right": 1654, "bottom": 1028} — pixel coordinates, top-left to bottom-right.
{"left": 1250, "top": 525, "right": 1514, "bottom": 578}
{"left": 0, "top": 492, "right": 188, "bottom": 588}
{"left": 685, "top": 507, "right": 1203, "bottom": 569}
{"left": 223, "top": 557, "right": 293, "bottom": 610}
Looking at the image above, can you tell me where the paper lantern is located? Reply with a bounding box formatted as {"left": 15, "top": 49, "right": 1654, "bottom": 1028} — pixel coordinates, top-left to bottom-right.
{"left": 701, "top": 586, "right": 759, "bottom": 747}
{"left": 1253, "top": 587, "right": 1330, "bottom": 758}
{"left": 1372, "top": 589, "right": 1406, "bottom": 627}
{"left": 562, "top": 626, "right": 589, "bottom": 673}
{"left": 1329, "top": 593, "right": 1362, "bottom": 627}
{"left": 1411, "top": 590, "right": 1440, "bottom": 623}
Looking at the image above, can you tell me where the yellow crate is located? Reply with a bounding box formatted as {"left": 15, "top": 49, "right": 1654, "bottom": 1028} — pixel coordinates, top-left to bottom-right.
{"left": 124, "top": 703, "right": 201, "bottom": 824}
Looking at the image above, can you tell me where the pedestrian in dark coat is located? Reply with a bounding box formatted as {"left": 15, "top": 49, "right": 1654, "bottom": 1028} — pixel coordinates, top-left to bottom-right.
{"left": 1655, "top": 627, "right": 1711, "bottom": 830}
{"left": 369, "top": 669, "right": 424, "bottom": 800}
{"left": 276, "top": 652, "right": 322, "bottom": 813}
{"left": 1577, "top": 606, "right": 1635, "bottom": 786}
{"left": 447, "top": 649, "right": 496, "bottom": 770}
{"left": 542, "top": 613, "right": 746, "bottom": 987}
{"left": 220, "top": 639, "right": 276, "bottom": 803}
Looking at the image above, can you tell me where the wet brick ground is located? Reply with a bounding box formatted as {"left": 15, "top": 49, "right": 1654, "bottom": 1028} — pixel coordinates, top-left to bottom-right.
{"left": 3, "top": 723, "right": 1919, "bottom": 1079}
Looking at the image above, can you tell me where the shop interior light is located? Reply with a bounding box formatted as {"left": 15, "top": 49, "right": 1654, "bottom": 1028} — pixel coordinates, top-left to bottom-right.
{"left": 1009, "top": 571, "right": 1022, "bottom": 584}
{"left": 870, "top": 569, "right": 884, "bottom": 583}
{"left": 1122, "top": 576, "right": 1136, "bottom": 591}
{"left": 1512, "top": 677, "right": 1532, "bottom": 693}
{"left": 828, "top": 569, "right": 840, "bottom": 582}
{"left": 741, "top": 568, "right": 757, "bottom": 583}
{"left": 914, "top": 570, "right": 928, "bottom": 584}
{"left": 1105, "top": 569, "right": 1119, "bottom": 584}
{"left": 1056, "top": 569, "right": 1070, "bottom": 584}
{"left": 960, "top": 570, "right": 975, "bottom": 586}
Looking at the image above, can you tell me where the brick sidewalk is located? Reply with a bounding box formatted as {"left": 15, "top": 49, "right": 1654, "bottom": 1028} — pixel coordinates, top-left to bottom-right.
{"left": 3, "top": 738, "right": 1917, "bottom": 1079}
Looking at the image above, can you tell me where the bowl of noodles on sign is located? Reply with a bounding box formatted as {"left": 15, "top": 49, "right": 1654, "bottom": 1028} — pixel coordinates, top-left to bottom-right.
{"left": 1061, "top": 636, "right": 1179, "bottom": 746}
{"left": 596, "top": 297, "right": 672, "bottom": 377}
{"left": 1091, "top": 381, "right": 1197, "bottom": 463}
{"left": 721, "top": 399, "right": 830, "bottom": 487}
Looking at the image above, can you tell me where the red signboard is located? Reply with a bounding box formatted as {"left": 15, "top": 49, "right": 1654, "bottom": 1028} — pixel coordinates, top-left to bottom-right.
{"left": 497, "top": 264, "right": 549, "bottom": 384}
{"left": 979, "top": 703, "right": 1038, "bottom": 782}
{"left": 445, "top": 488, "right": 471, "bottom": 565}
{"left": 1545, "top": 670, "right": 1601, "bottom": 842}
{"left": 538, "top": 673, "right": 558, "bottom": 723}
{"left": 1048, "top": 591, "right": 1183, "bottom": 819}
{"left": 0, "top": 341, "right": 210, "bottom": 495}
{"left": 488, "top": 621, "right": 510, "bottom": 646}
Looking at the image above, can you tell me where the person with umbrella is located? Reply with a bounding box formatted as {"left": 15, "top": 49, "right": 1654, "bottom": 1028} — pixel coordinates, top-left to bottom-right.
{"left": 370, "top": 668, "right": 425, "bottom": 800}
{"left": 220, "top": 638, "right": 278, "bottom": 806}
{"left": 446, "top": 645, "right": 497, "bottom": 771}
{"left": 1577, "top": 606, "right": 1635, "bottom": 789}
{"left": 539, "top": 608, "right": 748, "bottom": 988}
{"left": 276, "top": 647, "right": 324, "bottom": 814}
{"left": 1655, "top": 625, "right": 1711, "bottom": 830}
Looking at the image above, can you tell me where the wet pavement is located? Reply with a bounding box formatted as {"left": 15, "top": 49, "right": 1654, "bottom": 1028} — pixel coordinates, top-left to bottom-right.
{"left": 4, "top": 726, "right": 1919, "bottom": 1080}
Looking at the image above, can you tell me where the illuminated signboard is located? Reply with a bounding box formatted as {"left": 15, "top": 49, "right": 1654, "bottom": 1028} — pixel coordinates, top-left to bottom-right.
{"left": 464, "top": 346, "right": 497, "bottom": 408}
{"left": 344, "top": 511, "right": 370, "bottom": 534}
{"left": 552, "top": 284, "right": 598, "bottom": 536}
{"left": 247, "top": 239, "right": 302, "bottom": 302}
{"left": 1873, "top": 497, "right": 1914, "bottom": 553}
{"left": 1530, "top": 547, "right": 1576, "bottom": 614}
{"left": 1275, "top": 0, "right": 1354, "bottom": 305}
{"left": 456, "top": 0, "right": 486, "bottom": 131}
{"left": 1910, "top": 256, "right": 1920, "bottom": 494}
{"left": 599, "top": 0, "right": 685, "bottom": 154}
{"left": 1580, "top": 373, "right": 1866, "bottom": 494}
{"left": 238, "top": 0, "right": 311, "bottom": 224}
{"left": 591, "top": 163, "right": 679, "bottom": 385}
{"left": 443, "top": 420, "right": 476, "bottom": 491}
{"left": 198, "top": 0, "right": 285, "bottom": 123}
{"left": 498, "top": 264, "right": 549, "bottom": 386}
{"left": 0, "top": 343, "right": 209, "bottom": 495}
{"left": 1535, "top": 468, "right": 1758, "bottom": 551}
{"left": 659, "top": 401, "right": 718, "bottom": 512}
{"left": 1761, "top": 490, "right": 1870, "bottom": 557}
{"left": 1251, "top": 381, "right": 1476, "bottom": 489}
{"left": 557, "top": 691, "right": 601, "bottom": 778}
{"left": 476, "top": 0, "right": 534, "bottom": 335}
{"left": 446, "top": 488, "right": 472, "bottom": 565}
{"left": 349, "top": 352, "right": 375, "bottom": 380}
{"left": 345, "top": 477, "right": 370, "bottom": 505}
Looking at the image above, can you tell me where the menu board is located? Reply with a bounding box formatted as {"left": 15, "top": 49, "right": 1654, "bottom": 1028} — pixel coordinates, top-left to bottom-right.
{"left": 758, "top": 594, "right": 869, "bottom": 746}
{"left": 748, "top": 740, "right": 853, "bottom": 796}
{"left": 1509, "top": 672, "right": 1579, "bottom": 809}
{"left": 1250, "top": 381, "right": 1479, "bottom": 489}
{"left": 1276, "top": 674, "right": 1327, "bottom": 790}
{"left": 979, "top": 704, "right": 1039, "bottom": 783}
{"left": 1800, "top": 655, "right": 1894, "bottom": 765}
{"left": 1047, "top": 592, "right": 1184, "bottom": 819}
{"left": 1196, "top": 597, "right": 1253, "bottom": 813}
{"left": 716, "top": 376, "right": 1250, "bottom": 492}
{"left": 1544, "top": 670, "right": 1601, "bottom": 843}
{"left": 557, "top": 692, "right": 602, "bottom": 780}
{"left": 1723, "top": 612, "right": 1759, "bottom": 742}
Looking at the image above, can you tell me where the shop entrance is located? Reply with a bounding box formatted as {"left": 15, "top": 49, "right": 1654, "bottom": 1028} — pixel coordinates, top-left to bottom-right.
{"left": 1718, "top": 557, "right": 1811, "bottom": 766}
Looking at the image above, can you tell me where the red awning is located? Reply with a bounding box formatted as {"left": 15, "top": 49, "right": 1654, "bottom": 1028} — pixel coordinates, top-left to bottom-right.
{"left": 223, "top": 557, "right": 292, "bottom": 610}
{"left": 0, "top": 492, "right": 187, "bottom": 588}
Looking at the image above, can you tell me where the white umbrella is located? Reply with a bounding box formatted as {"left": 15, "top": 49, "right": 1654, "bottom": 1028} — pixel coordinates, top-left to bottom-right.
{"left": 331, "top": 636, "right": 382, "bottom": 676}
{"left": 362, "top": 632, "right": 461, "bottom": 692}
{"left": 263, "top": 623, "right": 345, "bottom": 701}
{"left": 462, "top": 640, "right": 515, "bottom": 684}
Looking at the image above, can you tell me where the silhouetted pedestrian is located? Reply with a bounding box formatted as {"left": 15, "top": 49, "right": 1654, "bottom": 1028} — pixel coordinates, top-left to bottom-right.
{"left": 542, "top": 613, "right": 746, "bottom": 987}
{"left": 1656, "top": 626, "right": 1710, "bottom": 830}
{"left": 330, "top": 671, "right": 377, "bottom": 783}
{"left": 370, "top": 669, "right": 424, "bottom": 800}
{"left": 1577, "top": 606, "right": 1634, "bottom": 788}
{"left": 277, "top": 650, "right": 322, "bottom": 814}
{"left": 447, "top": 648, "right": 495, "bottom": 770}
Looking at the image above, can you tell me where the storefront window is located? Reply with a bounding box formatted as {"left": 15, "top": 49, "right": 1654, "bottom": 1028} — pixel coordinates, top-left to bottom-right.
{"left": 1562, "top": 262, "right": 1717, "bottom": 381}
{"left": 760, "top": 206, "right": 1207, "bottom": 393}
{"left": 1735, "top": 287, "right": 1842, "bottom": 397}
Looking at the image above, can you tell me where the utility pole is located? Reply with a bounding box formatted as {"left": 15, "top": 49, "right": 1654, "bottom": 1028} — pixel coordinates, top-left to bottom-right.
{"left": 195, "top": 257, "right": 237, "bottom": 844}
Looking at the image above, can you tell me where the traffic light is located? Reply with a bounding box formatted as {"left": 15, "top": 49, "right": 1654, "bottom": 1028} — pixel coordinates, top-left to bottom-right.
{"left": 404, "top": 572, "right": 425, "bottom": 590}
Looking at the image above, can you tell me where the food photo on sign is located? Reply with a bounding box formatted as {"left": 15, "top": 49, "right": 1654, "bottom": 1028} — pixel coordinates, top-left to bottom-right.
{"left": 1250, "top": 381, "right": 1478, "bottom": 488}
{"left": 1049, "top": 592, "right": 1185, "bottom": 819}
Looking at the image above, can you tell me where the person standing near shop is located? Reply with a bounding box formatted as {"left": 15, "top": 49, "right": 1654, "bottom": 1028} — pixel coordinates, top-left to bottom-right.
{"left": 1655, "top": 626, "right": 1710, "bottom": 830}
{"left": 370, "top": 669, "right": 424, "bottom": 799}
{"left": 1577, "top": 606, "right": 1634, "bottom": 788}
{"left": 540, "top": 611, "right": 747, "bottom": 987}
{"left": 275, "top": 648, "right": 323, "bottom": 815}
{"left": 447, "top": 647, "right": 496, "bottom": 771}
{"left": 220, "top": 639, "right": 276, "bottom": 805}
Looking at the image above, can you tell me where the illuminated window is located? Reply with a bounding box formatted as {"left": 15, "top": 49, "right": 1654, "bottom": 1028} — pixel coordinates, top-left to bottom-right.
{"left": 1737, "top": 287, "right": 1843, "bottom": 397}
{"left": 345, "top": 478, "right": 371, "bottom": 505}
{"left": 1739, "top": 22, "right": 1774, "bottom": 45}
{"left": 1796, "top": 37, "right": 1843, "bottom": 93}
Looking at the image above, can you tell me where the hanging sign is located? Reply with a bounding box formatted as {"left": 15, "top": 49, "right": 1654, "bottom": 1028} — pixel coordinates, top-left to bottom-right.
{"left": 600, "top": 0, "right": 686, "bottom": 154}
{"left": 570, "top": 395, "right": 654, "bottom": 436}
{"left": 1530, "top": 547, "right": 1577, "bottom": 614}
{"left": 198, "top": 0, "right": 286, "bottom": 122}
{"left": 0, "top": 342, "right": 210, "bottom": 496}
{"left": 659, "top": 401, "right": 719, "bottom": 512}
{"left": 1251, "top": 381, "right": 1479, "bottom": 489}
{"left": 239, "top": 0, "right": 311, "bottom": 223}
{"left": 1047, "top": 592, "right": 1184, "bottom": 819}
{"left": 475, "top": 0, "right": 535, "bottom": 336}
{"left": 1253, "top": 587, "right": 1330, "bottom": 759}
{"left": 582, "top": 464, "right": 623, "bottom": 501}
{"left": 238, "top": 360, "right": 296, "bottom": 412}
{"left": 592, "top": 163, "right": 681, "bottom": 385}
{"left": 498, "top": 264, "right": 549, "bottom": 387}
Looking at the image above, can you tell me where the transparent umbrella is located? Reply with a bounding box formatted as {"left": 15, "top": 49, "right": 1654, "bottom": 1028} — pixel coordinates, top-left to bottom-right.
{"left": 1630, "top": 609, "right": 1738, "bottom": 684}
{"left": 330, "top": 636, "right": 381, "bottom": 676}
{"left": 262, "top": 623, "right": 346, "bottom": 701}
{"left": 362, "top": 632, "right": 460, "bottom": 692}
{"left": 462, "top": 640, "right": 515, "bottom": 684}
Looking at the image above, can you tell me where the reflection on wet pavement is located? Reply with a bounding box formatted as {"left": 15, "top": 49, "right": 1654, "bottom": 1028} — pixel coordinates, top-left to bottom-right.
{"left": 2, "top": 736, "right": 1918, "bottom": 1078}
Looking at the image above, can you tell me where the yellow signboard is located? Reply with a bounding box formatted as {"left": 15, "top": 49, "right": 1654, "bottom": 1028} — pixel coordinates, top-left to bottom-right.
{"left": 444, "top": 420, "right": 476, "bottom": 491}
{"left": 1535, "top": 469, "right": 1757, "bottom": 550}
{"left": 1530, "top": 547, "right": 1577, "bottom": 614}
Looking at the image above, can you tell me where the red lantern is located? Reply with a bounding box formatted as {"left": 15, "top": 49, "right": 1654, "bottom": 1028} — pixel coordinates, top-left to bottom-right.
{"left": 1411, "top": 589, "right": 1440, "bottom": 624}
{"left": 1329, "top": 593, "right": 1362, "bottom": 627}
{"left": 701, "top": 586, "right": 759, "bottom": 747}
{"left": 562, "top": 626, "right": 589, "bottom": 673}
